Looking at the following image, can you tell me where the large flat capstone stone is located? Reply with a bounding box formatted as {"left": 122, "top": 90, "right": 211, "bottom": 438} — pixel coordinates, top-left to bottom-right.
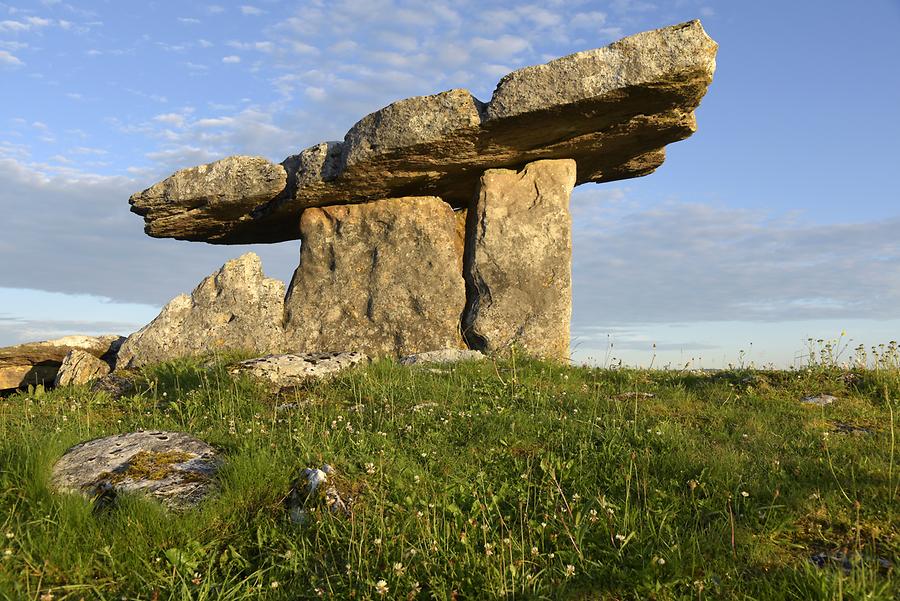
{"left": 283, "top": 197, "right": 466, "bottom": 357}
{"left": 50, "top": 430, "right": 221, "bottom": 509}
{"left": 463, "top": 159, "right": 576, "bottom": 360}
{"left": 130, "top": 21, "right": 717, "bottom": 244}
{"left": 116, "top": 252, "right": 285, "bottom": 368}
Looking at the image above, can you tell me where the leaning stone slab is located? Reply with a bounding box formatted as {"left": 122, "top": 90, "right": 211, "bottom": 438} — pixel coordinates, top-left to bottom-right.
{"left": 463, "top": 159, "right": 576, "bottom": 360}
{"left": 283, "top": 197, "right": 467, "bottom": 357}
{"left": 130, "top": 21, "right": 717, "bottom": 243}
{"left": 116, "top": 252, "right": 285, "bottom": 368}
{"left": 229, "top": 352, "right": 367, "bottom": 391}
{"left": 50, "top": 430, "right": 221, "bottom": 510}
{"left": 400, "top": 349, "right": 486, "bottom": 365}
{"left": 0, "top": 335, "right": 123, "bottom": 390}
{"left": 54, "top": 349, "right": 112, "bottom": 387}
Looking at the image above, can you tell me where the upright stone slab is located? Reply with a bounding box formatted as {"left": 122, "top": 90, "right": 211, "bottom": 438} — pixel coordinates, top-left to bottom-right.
{"left": 116, "top": 253, "right": 285, "bottom": 368}
{"left": 283, "top": 197, "right": 466, "bottom": 357}
{"left": 463, "top": 159, "right": 576, "bottom": 360}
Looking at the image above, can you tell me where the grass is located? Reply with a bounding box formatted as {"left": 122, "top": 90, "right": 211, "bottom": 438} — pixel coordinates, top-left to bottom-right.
{"left": 0, "top": 351, "right": 897, "bottom": 600}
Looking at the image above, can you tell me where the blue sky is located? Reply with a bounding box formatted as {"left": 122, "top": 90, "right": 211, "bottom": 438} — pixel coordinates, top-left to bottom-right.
{"left": 1, "top": 0, "right": 899, "bottom": 367}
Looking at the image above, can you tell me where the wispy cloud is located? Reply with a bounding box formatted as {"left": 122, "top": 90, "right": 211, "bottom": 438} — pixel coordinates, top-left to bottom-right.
{"left": 0, "top": 49, "right": 23, "bottom": 66}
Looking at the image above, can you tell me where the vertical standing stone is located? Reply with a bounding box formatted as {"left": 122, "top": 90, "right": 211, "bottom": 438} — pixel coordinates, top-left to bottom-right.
{"left": 283, "top": 197, "right": 466, "bottom": 357}
{"left": 463, "top": 159, "right": 576, "bottom": 360}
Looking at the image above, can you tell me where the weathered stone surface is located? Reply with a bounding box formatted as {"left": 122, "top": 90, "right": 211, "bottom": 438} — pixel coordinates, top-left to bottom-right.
{"left": 90, "top": 372, "right": 139, "bottom": 400}
{"left": 116, "top": 253, "right": 285, "bottom": 368}
{"left": 230, "top": 352, "right": 367, "bottom": 391}
{"left": 129, "top": 155, "right": 287, "bottom": 241}
{"left": 50, "top": 430, "right": 221, "bottom": 509}
{"left": 463, "top": 159, "right": 576, "bottom": 360}
{"left": 284, "top": 197, "right": 467, "bottom": 356}
{"left": 0, "top": 335, "right": 123, "bottom": 390}
{"left": 400, "top": 349, "right": 486, "bottom": 365}
{"left": 54, "top": 349, "right": 112, "bottom": 387}
{"left": 130, "top": 21, "right": 717, "bottom": 243}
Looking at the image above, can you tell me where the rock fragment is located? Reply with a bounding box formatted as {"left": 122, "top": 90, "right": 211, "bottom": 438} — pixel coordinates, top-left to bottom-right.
{"left": 463, "top": 159, "right": 576, "bottom": 360}
{"left": 116, "top": 253, "right": 285, "bottom": 368}
{"left": 54, "top": 349, "right": 112, "bottom": 387}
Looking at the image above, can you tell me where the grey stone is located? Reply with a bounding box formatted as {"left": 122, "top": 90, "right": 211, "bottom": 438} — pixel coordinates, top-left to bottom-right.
{"left": 54, "top": 349, "right": 112, "bottom": 387}
{"left": 463, "top": 159, "right": 576, "bottom": 360}
{"left": 129, "top": 21, "right": 717, "bottom": 244}
{"left": 0, "top": 335, "right": 123, "bottom": 390}
{"left": 283, "top": 197, "right": 467, "bottom": 357}
{"left": 801, "top": 394, "right": 837, "bottom": 407}
{"left": 116, "top": 253, "right": 285, "bottom": 368}
{"left": 130, "top": 155, "right": 287, "bottom": 241}
{"left": 400, "top": 349, "right": 486, "bottom": 365}
{"left": 50, "top": 430, "right": 221, "bottom": 510}
{"left": 90, "top": 372, "right": 138, "bottom": 399}
{"left": 229, "top": 352, "right": 367, "bottom": 391}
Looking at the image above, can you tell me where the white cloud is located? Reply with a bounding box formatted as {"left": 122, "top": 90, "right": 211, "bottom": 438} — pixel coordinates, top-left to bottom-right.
{"left": 571, "top": 191, "right": 900, "bottom": 325}
{"left": 178, "top": 17, "right": 201, "bottom": 24}
{"left": 240, "top": 5, "right": 264, "bottom": 15}
{"left": 222, "top": 55, "right": 240, "bottom": 63}
{"left": 0, "top": 49, "right": 23, "bottom": 66}
{"left": 469, "top": 35, "right": 531, "bottom": 59}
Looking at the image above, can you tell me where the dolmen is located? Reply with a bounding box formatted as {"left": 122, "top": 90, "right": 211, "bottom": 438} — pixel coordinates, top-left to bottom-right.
{"left": 0, "top": 21, "right": 717, "bottom": 386}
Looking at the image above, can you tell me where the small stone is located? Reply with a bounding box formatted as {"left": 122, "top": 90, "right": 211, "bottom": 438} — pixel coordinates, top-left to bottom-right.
{"left": 89, "top": 372, "right": 138, "bottom": 400}
{"left": 399, "top": 349, "right": 486, "bottom": 365}
{"left": 229, "top": 352, "right": 367, "bottom": 391}
{"left": 50, "top": 431, "right": 221, "bottom": 510}
{"left": 286, "top": 464, "right": 350, "bottom": 524}
{"left": 801, "top": 394, "right": 837, "bottom": 406}
{"left": 54, "top": 349, "right": 111, "bottom": 387}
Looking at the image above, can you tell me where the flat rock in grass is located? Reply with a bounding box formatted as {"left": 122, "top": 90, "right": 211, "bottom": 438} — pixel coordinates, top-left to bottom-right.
{"left": 0, "top": 335, "right": 123, "bottom": 390}
{"left": 801, "top": 394, "right": 837, "bottom": 406}
{"left": 50, "top": 431, "right": 221, "bottom": 510}
{"left": 90, "top": 372, "right": 139, "bottom": 400}
{"left": 54, "top": 349, "right": 112, "bottom": 387}
{"left": 229, "top": 352, "right": 367, "bottom": 391}
{"left": 400, "top": 349, "right": 486, "bottom": 365}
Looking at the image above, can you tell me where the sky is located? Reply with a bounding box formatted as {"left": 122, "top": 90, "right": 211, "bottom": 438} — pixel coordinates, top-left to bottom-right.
{"left": 1, "top": 0, "right": 899, "bottom": 368}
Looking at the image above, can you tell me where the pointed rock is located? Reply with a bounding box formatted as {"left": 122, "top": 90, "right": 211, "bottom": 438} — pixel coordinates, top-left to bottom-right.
{"left": 116, "top": 252, "right": 285, "bottom": 368}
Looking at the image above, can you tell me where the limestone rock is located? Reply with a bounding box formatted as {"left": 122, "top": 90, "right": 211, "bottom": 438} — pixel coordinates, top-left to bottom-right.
{"left": 116, "top": 253, "right": 285, "bottom": 368}
{"left": 54, "top": 349, "right": 112, "bottom": 387}
{"left": 90, "top": 372, "right": 139, "bottom": 400}
{"left": 0, "top": 335, "right": 123, "bottom": 390}
{"left": 400, "top": 349, "right": 486, "bottom": 365}
{"left": 130, "top": 21, "right": 717, "bottom": 243}
{"left": 129, "top": 155, "right": 287, "bottom": 241}
{"left": 50, "top": 430, "right": 221, "bottom": 509}
{"left": 463, "top": 159, "right": 576, "bottom": 360}
{"left": 230, "top": 352, "right": 367, "bottom": 391}
{"left": 283, "top": 197, "right": 467, "bottom": 356}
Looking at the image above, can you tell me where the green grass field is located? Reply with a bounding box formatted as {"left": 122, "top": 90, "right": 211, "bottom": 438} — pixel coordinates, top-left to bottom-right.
{"left": 0, "top": 351, "right": 897, "bottom": 600}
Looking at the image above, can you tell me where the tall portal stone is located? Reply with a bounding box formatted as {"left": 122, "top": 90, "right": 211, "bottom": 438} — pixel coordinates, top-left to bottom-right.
{"left": 284, "top": 197, "right": 466, "bottom": 357}
{"left": 463, "top": 159, "right": 576, "bottom": 360}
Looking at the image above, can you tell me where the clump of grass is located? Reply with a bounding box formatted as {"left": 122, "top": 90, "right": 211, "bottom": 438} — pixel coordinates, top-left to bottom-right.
{"left": 0, "top": 352, "right": 897, "bottom": 600}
